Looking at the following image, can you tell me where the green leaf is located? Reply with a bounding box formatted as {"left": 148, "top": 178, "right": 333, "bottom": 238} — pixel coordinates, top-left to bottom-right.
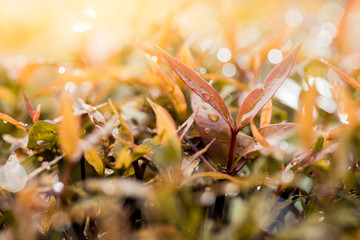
{"left": 27, "top": 120, "right": 59, "bottom": 150}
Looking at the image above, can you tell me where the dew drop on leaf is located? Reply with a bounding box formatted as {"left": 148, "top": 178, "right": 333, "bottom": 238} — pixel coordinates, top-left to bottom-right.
{"left": 208, "top": 114, "right": 219, "bottom": 122}
{"left": 202, "top": 92, "right": 211, "bottom": 100}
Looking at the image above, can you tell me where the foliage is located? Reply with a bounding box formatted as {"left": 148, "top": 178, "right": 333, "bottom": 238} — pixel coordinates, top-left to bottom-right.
{"left": 1, "top": 1, "right": 360, "bottom": 239}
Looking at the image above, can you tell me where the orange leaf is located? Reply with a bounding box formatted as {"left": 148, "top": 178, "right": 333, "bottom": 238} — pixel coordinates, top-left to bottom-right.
{"left": 236, "top": 43, "right": 301, "bottom": 129}
{"left": 297, "top": 86, "right": 317, "bottom": 148}
{"left": 32, "top": 104, "right": 41, "bottom": 123}
{"left": 147, "top": 98, "right": 181, "bottom": 153}
{"left": 155, "top": 45, "right": 234, "bottom": 129}
{"left": 59, "top": 96, "right": 80, "bottom": 162}
{"left": 320, "top": 59, "right": 360, "bottom": 92}
{"left": 260, "top": 100, "right": 272, "bottom": 127}
{"left": 250, "top": 119, "right": 270, "bottom": 148}
{"left": 0, "top": 113, "right": 28, "bottom": 132}
{"left": 146, "top": 55, "right": 187, "bottom": 119}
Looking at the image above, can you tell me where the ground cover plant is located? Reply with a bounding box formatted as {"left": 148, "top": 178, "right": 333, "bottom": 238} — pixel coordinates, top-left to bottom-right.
{"left": 1, "top": 0, "right": 360, "bottom": 239}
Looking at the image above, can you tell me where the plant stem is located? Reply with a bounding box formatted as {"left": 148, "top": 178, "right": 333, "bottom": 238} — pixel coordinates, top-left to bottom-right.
{"left": 226, "top": 129, "right": 239, "bottom": 171}
{"left": 183, "top": 136, "right": 217, "bottom": 172}
{"left": 231, "top": 156, "right": 250, "bottom": 176}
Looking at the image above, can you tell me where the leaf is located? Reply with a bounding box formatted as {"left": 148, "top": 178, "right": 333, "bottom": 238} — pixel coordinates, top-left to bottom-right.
{"left": 177, "top": 109, "right": 198, "bottom": 141}
{"left": 191, "top": 93, "right": 252, "bottom": 166}
{"left": 297, "top": 86, "right": 317, "bottom": 148}
{"left": 27, "top": 120, "right": 59, "bottom": 150}
{"left": 23, "top": 93, "right": 34, "bottom": 120}
{"left": 40, "top": 196, "right": 57, "bottom": 235}
{"left": 320, "top": 59, "right": 360, "bottom": 92}
{"left": 146, "top": 55, "right": 187, "bottom": 119}
{"left": 155, "top": 45, "right": 234, "bottom": 129}
{"left": 250, "top": 119, "right": 270, "bottom": 148}
{"left": 59, "top": 96, "right": 80, "bottom": 162}
{"left": 0, "top": 154, "right": 28, "bottom": 193}
{"left": 181, "top": 138, "right": 215, "bottom": 178}
{"left": 78, "top": 98, "right": 106, "bottom": 127}
{"left": 84, "top": 147, "right": 104, "bottom": 175}
{"left": 108, "top": 98, "right": 134, "bottom": 143}
{"left": 114, "top": 146, "right": 132, "bottom": 169}
{"left": 147, "top": 98, "right": 181, "bottom": 154}
{"left": 0, "top": 113, "right": 28, "bottom": 132}
{"left": 32, "top": 104, "right": 41, "bottom": 123}
{"left": 236, "top": 43, "right": 301, "bottom": 129}
{"left": 189, "top": 172, "right": 244, "bottom": 185}
{"left": 191, "top": 93, "right": 231, "bottom": 166}
{"left": 260, "top": 100, "right": 272, "bottom": 127}
{"left": 232, "top": 123, "right": 297, "bottom": 168}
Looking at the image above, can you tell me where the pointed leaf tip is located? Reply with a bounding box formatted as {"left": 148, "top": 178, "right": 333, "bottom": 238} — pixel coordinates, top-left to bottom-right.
{"left": 154, "top": 45, "right": 234, "bottom": 129}
{"left": 236, "top": 42, "right": 301, "bottom": 129}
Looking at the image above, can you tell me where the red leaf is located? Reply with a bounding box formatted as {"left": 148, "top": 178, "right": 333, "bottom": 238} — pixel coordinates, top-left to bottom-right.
{"left": 155, "top": 46, "right": 234, "bottom": 129}
{"left": 23, "top": 93, "right": 34, "bottom": 120}
{"left": 191, "top": 93, "right": 252, "bottom": 166}
{"left": 236, "top": 43, "right": 301, "bottom": 129}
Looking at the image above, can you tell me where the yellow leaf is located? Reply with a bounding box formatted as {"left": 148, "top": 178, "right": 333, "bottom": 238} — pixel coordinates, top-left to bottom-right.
{"left": 189, "top": 172, "right": 244, "bottom": 185}
{"left": 147, "top": 98, "right": 181, "bottom": 154}
{"left": 260, "top": 100, "right": 272, "bottom": 127}
{"left": 40, "top": 196, "right": 57, "bottom": 235}
{"left": 108, "top": 98, "right": 134, "bottom": 143}
{"left": 250, "top": 119, "right": 270, "bottom": 148}
{"left": 84, "top": 147, "right": 104, "bottom": 175}
{"left": 59, "top": 95, "right": 80, "bottom": 162}
{"left": 115, "top": 146, "right": 132, "bottom": 169}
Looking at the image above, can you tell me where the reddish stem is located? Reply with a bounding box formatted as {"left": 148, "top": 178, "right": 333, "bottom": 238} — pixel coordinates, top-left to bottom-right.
{"left": 226, "top": 129, "right": 239, "bottom": 171}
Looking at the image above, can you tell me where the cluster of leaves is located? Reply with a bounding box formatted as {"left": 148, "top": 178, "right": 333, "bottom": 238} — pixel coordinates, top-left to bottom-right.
{"left": 2, "top": 1, "right": 360, "bottom": 240}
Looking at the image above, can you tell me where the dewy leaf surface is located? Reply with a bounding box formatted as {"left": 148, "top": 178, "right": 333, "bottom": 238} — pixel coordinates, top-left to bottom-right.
{"left": 236, "top": 43, "right": 301, "bottom": 129}
{"left": 191, "top": 93, "right": 252, "bottom": 166}
{"left": 155, "top": 46, "right": 234, "bottom": 129}
{"left": 191, "top": 93, "right": 231, "bottom": 166}
{"left": 0, "top": 113, "right": 28, "bottom": 132}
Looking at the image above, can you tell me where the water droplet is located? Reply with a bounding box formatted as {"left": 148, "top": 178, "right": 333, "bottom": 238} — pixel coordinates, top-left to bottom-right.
{"left": 208, "top": 114, "right": 219, "bottom": 122}
{"left": 202, "top": 92, "right": 211, "bottom": 100}
{"left": 3, "top": 121, "right": 7, "bottom": 124}
{"left": 53, "top": 182, "right": 64, "bottom": 193}
{"left": 204, "top": 128, "right": 211, "bottom": 134}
